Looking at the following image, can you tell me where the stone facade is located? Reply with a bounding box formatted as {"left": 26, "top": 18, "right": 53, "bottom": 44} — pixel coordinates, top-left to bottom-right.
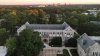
{"left": 17, "top": 22, "right": 75, "bottom": 43}
{"left": 77, "top": 33, "right": 100, "bottom": 56}
{"left": 17, "top": 22, "right": 76, "bottom": 56}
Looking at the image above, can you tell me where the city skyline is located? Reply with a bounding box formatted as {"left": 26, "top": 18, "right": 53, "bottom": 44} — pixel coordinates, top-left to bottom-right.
{"left": 0, "top": 0, "right": 100, "bottom": 5}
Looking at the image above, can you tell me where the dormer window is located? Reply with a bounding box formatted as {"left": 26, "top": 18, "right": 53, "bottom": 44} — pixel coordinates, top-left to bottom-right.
{"left": 83, "top": 40, "right": 87, "bottom": 45}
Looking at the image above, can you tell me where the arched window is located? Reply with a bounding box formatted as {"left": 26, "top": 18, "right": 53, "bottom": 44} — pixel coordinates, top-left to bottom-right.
{"left": 43, "top": 39, "right": 48, "bottom": 43}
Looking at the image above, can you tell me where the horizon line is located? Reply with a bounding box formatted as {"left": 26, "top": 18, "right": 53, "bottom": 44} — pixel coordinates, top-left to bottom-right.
{"left": 0, "top": 3, "right": 100, "bottom": 6}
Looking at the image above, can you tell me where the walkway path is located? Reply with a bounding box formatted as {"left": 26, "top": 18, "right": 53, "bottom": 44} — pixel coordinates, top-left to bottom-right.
{"left": 62, "top": 47, "right": 77, "bottom": 56}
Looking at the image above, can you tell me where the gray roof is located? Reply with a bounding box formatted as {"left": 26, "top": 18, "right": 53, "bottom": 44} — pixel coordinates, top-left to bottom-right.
{"left": 78, "top": 33, "right": 100, "bottom": 52}
{"left": 25, "top": 22, "right": 69, "bottom": 30}
{"left": 77, "top": 33, "right": 96, "bottom": 52}
{"left": 88, "top": 36, "right": 100, "bottom": 44}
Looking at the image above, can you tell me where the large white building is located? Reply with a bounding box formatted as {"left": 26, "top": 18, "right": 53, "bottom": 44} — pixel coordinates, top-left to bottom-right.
{"left": 17, "top": 22, "right": 76, "bottom": 56}
{"left": 77, "top": 33, "right": 100, "bottom": 56}
{"left": 17, "top": 22, "right": 75, "bottom": 43}
{"left": 82, "top": 9, "right": 100, "bottom": 17}
{"left": 87, "top": 10, "right": 100, "bottom": 16}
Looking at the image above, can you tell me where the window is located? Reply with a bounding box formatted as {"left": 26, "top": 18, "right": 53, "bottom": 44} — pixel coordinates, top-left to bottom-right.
{"left": 41, "top": 32, "right": 43, "bottom": 35}
{"left": 68, "top": 29, "right": 70, "bottom": 30}
{"left": 57, "top": 50, "right": 61, "bottom": 54}
{"left": 61, "top": 32, "right": 63, "bottom": 34}
{"left": 95, "top": 52, "right": 98, "bottom": 56}
{"left": 83, "top": 40, "right": 87, "bottom": 45}
{"left": 53, "top": 32, "right": 55, "bottom": 34}
{"left": 93, "top": 52, "right": 95, "bottom": 56}
{"left": 67, "top": 33, "right": 70, "bottom": 35}
{"left": 56, "top": 32, "right": 59, "bottom": 34}
{"left": 93, "top": 52, "right": 98, "bottom": 56}
{"left": 60, "top": 32, "right": 62, "bottom": 34}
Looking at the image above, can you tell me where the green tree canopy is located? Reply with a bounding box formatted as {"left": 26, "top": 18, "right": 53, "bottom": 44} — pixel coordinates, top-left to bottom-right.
{"left": 49, "top": 37, "right": 62, "bottom": 47}
{"left": 0, "top": 28, "right": 9, "bottom": 45}
{"left": 6, "top": 37, "right": 17, "bottom": 56}
{"left": 64, "top": 38, "right": 77, "bottom": 47}
{"left": 6, "top": 29, "right": 44, "bottom": 56}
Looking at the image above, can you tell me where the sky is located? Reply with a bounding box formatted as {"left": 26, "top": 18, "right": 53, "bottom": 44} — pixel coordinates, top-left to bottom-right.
{"left": 0, "top": 0, "right": 100, "bottom": 5}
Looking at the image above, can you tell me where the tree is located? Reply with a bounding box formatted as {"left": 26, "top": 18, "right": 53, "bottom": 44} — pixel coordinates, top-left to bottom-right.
{"left": 0, "top": 28, "right": 9, "bottom": 45}
{"left": 6, "top": 37, "right": 17, "bottom": 56}
{"left": 37, "top": 9, "right": 50, "bottom": 24}
{"left": 63, "top": 49, "right": 70, "bottom": 56}
{"left": 64, "top": 38, "right": 77, "bottom": 47}
{"left": 70, "top": 49, "right": 79, "bottom": 56}
{"left": 1, "top": 14, "right": 19, "bottom": 35}
{"left": 66, "top": 17, "right": 79, "bottom": 26}
{"left": 74, "top": 33, "right": 80, "bottom": 39}
{"left": 57, "top": 49, "right": 70, "bottom": 56}
{"left": 16, "top": 11, "right": 29, "bottom": 25}
{"left": 49, "top": 13, "right": 58, "bottom": 24}
{"left": 96, "top": 12, "right": 100, "bottom": 21}
{"left": 49, "top": 37, "right": 62, "bottom": 47}
{"left": 6, "top": 29, "right": 44, "bottom": 56}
